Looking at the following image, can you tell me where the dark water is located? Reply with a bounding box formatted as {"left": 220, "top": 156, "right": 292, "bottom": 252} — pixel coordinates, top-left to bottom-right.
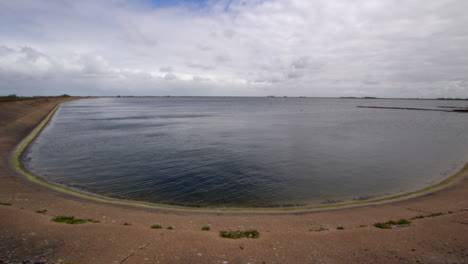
{"left": 25, "top": 98, "right": 468, "bottom": 208}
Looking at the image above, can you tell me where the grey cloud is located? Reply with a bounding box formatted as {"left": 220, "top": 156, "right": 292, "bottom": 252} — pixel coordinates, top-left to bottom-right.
{"left": 197, "top": 44, "right": 212, "bottom": 51}
{"left": 79, "top": 55, "right": 111, "bottom": 75}
{"left": 159, "top": 66, "right": 173, "bottom": 72}
{"left": 286, "top": 72, "right": 303, "bottom": 79}
{"left": 20, "top": 47, "right": 47, "bottom": 61}
{"left": 250, "top": 72, "right": 283, "bottom": 84}
{"left": 252, "top": 78, "right": 281, "bottom": 84}
{"left": 215, "top": 55, "right": 230, "bottom": 64}
{"left": 123, "top": 26, "right": 158, "bottom": 47}
{"left": 0, "top": 46, "right": 56, "bottom": 79}
{"left": 361, "top": 74, "right": 381, "bottom": 85}
{"left": 164, "top": 73, "right": 177, "bottom": 80}
{"left": 291, "top": 57, "right": 309, "bottom": 69}
{"left": 192, "top": 76, "right": 211, "bottom": 82}
{"left": 0, "top": 45, "right": 14, "bottom": 54}
{"left": 223, "top": 29, "right": 236, "bottom": 39}
{"left": 186, "top": 63, "right": 215, "bottom": 70}
{"left": 362, "top": 79, "right": 381, "bottom": 85}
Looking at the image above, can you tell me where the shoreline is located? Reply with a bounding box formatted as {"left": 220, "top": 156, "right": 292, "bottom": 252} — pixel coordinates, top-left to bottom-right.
{"left": 12, "top": 100, "right": 468, "bottom": 214}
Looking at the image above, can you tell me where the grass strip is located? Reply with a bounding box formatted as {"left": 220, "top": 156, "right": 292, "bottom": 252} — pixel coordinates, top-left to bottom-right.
{"left": 220, "top": 230, "right": 259, "bottom": 239}
{"left": 412, "top": 212, "right": 445, "bottom": 220}
{"left": 373, "top": 219, "right": 411, "bottom": 229}
{"left": 52, "top": 216, "right": 99, "bottom": 224}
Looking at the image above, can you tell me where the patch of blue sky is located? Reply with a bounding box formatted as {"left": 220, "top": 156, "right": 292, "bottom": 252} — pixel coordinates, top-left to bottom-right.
{"left": 143, "top": 0, "right": 209, "bottom": 8}
{"left": 140, "top": 0, "right": 243, "bottom": 13}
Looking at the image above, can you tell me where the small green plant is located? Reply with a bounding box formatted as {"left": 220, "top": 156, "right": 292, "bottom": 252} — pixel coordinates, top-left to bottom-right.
{"left": 36, "top": 210, "right": 47, "bottom": 214}
{"left": 373, "top": 219, "right": 411, "bottom": 229}
{"left": 359, "top": 225, "right": 367, "bottom": 228}
{"left": 337, "top": 226, "right": 345, "bottom": 230}
{"left": 52, "top": 216, "right": 99, "bottom": 224}
{"left": 201, "top": 226, "right": 210, "bottom": 231}
{"left": 0, "top": 202, "right": 12, "bottom": 206}
{"left": 412, "top": 212, "right": 445, "bottom": 220}
{"left": 167, "top": 226, "right": 174, "bottom": 230}
{"left": 151, "top": 224, "right": 162, "bottom": 229}
{"left": 427, "top": 212, "right": 444, "bottom": 217}
{"left": 123, "top": 222, "right": 132, "bottom": 226}
{"left": 220, "top": 230, "right": 259, "bottom": 239}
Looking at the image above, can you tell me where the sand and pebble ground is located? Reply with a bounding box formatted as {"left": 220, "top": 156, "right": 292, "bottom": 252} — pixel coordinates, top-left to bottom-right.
{"left": 0, "top": 98, "right": 467, "bottom": 264}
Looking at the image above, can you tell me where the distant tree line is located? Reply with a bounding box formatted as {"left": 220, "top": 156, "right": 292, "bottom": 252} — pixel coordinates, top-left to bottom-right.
{"left": 0, "top": 94, "right": 74, "bottom": 102}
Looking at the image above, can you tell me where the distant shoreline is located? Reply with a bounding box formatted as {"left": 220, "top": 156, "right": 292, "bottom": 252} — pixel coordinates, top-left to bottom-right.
{"left": 13, "top": 99, "right": 468, "bottom": 213}
{"left": 2, "top": 95, "right": 468, "bottom": 101}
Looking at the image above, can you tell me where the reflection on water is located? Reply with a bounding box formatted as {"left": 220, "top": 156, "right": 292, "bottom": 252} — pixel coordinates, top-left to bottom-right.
{"left": 25, "top": 97, "right": 468, "bottom": 208}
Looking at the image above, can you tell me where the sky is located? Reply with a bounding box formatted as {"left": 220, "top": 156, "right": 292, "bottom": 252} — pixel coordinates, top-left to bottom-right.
{"left": 1, "top": 0, "right": 467, "bottom": 98}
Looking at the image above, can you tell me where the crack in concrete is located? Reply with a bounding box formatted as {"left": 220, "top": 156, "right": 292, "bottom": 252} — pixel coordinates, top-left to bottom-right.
{"left": 118, "top": 240, "right": 152, "bottom": 264}
{"left": 450, "top": 221, "right": 468, "bottom": 225}
{"left": 405, "top": 208, "right": 431, "bottom": 213}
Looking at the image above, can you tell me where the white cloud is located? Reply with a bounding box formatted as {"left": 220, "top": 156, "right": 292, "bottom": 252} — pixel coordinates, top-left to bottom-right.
{"left": 0, "top": 0, "right": 467, "bottom": 97}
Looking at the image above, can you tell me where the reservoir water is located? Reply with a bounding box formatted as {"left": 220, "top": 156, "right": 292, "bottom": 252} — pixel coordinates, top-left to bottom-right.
{"left": 25, "top": 97, "right": 468, "bottom": 208}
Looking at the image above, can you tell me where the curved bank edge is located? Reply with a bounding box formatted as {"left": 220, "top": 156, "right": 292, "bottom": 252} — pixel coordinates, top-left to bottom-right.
{"left": 11, "top": 102, "right": 468, "bottom": 214}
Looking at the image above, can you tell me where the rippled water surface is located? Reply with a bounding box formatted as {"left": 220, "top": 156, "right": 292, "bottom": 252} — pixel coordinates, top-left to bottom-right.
{"left": 26, "top": 97, "right": 468, "bottom": 208}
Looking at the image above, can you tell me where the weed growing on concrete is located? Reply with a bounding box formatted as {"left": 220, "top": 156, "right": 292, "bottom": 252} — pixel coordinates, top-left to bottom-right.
{"left": 52, "top": 216, "right": 99, "bottom": 224}
{"left": 373, "top": 219, "right": 411, "bottom": 229}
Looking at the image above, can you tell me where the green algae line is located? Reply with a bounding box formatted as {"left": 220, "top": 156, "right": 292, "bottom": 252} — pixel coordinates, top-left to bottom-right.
{"left": 13, "top": 103, "right": 60, "bottom": 182}
{"left": 11, "top": 103, "right": 468, "bottom": 213}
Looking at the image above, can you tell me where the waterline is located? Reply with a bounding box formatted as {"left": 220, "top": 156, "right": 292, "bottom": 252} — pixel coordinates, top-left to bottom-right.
{"left": 13, "top": 101, "right": 468, "bottom": 213}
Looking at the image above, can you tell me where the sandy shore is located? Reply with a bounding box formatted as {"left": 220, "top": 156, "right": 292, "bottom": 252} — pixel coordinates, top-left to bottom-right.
{"left": 1, "top": 98, "right": 467, "bottom": 264}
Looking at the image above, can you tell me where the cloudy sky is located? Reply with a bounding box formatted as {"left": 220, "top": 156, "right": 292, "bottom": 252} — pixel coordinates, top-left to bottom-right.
{"left": 1, "top": 0, "right": 467, "bottom": 98}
